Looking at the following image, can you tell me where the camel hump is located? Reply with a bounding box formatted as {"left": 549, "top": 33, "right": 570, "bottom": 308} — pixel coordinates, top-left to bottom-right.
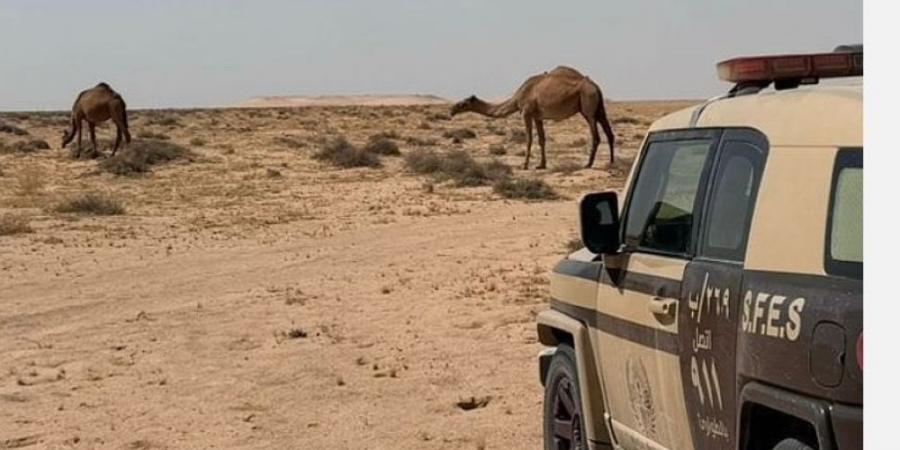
{"left": 96, "top": 82, "right": 112, "bottom": 90}
{"left": 550, "top": 66, "right": 585, "bottom": 77}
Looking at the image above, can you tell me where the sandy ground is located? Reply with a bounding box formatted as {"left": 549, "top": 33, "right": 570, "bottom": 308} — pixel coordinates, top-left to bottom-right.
{"left": 0, "top": 99, "right": 695, "bottom": 449}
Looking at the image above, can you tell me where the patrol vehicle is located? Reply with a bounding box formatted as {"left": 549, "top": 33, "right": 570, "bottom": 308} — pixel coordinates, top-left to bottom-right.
{"left": 537, "top": 46, "right": 862, "bottom": 450}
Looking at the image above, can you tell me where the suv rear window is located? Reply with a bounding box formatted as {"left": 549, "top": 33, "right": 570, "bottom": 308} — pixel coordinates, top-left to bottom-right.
{"left": 825, "top": 149, "right": 863, "bottom": 278}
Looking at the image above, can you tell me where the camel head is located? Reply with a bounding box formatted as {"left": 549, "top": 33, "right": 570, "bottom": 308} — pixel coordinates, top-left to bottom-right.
{"left": 450, "top": 95, "right": 480, "bottom": 117}
{"left": 60, "top": 128, "right": 73, "bottom": 149}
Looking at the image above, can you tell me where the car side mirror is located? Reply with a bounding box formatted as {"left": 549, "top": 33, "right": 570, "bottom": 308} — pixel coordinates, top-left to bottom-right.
{"left": 580, "top": 192, "right": 621, "bottom": 254}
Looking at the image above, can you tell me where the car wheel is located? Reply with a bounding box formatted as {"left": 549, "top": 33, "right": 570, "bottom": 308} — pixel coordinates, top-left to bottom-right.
{"left": 543, "top": 344, "right": 587, "bottom": 450}
{"left": 773, "top": 438, "right": 814, "bottom": 450}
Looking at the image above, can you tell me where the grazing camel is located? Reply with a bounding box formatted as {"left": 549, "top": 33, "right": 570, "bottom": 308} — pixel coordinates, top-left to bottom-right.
{"left": 61, "top": 82, "right": 131, "bottom": 157}
{"left": 450, "top": 66, "right": 615, "bottom": 169}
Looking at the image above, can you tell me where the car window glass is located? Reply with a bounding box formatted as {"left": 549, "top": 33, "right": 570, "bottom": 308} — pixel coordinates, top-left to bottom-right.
{"left": 701, "top": 142, "right": 764, "bottom": 261}
{"left": 830, "top": 167, "right": 862, "bottom": 263}
{"left": 624, "top": 139, "right": 713, "bottom": 255}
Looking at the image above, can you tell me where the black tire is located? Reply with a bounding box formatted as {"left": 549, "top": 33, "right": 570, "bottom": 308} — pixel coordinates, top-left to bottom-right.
{"left": 772, "top": 438, "right": 814, "bottom": 450}
{"left": 543, "top": 344, "right": 588, "bottom": 450}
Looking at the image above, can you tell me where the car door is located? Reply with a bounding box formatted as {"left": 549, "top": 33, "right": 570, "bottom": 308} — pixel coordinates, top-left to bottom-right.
{"left": 594, "top": 130, "right": 720, "bottom": 450}
{"left": 677, "top": 130, "right": 768, "bottom": 450}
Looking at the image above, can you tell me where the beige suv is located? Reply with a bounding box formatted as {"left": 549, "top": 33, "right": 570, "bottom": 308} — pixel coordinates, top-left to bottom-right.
{"left": 537, "top": 46, "right": 862, "bottom": 450}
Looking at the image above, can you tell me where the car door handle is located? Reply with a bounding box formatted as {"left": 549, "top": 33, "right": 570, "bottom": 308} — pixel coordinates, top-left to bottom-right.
{"left": 648, "top": 297, "right": 677, "bottom": 316}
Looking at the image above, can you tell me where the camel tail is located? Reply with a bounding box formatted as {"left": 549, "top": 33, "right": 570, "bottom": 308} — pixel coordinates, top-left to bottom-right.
{"left": 123, "top": 108, "right": 132, "bottom": 143}
{"left": 596, "top": 91, "right": 616, "bottom": 164}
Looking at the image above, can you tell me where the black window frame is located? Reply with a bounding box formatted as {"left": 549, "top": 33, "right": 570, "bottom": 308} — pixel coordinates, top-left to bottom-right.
{"left": 696, "top": 128, "right": 769, "bottom": 264}
{"left": 824, "top": 148, "right": 863, "bottom": 279}
{"left": 619, "top": 128, "right": 722, "bottom": 259}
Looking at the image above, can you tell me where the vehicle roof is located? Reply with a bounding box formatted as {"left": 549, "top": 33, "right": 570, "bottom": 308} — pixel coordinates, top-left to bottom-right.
{"left": 649, "top": 78, "right": 862, "bottom": 147}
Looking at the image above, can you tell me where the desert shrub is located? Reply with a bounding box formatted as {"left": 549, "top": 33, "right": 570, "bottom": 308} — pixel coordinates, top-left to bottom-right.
{"left": 509, "top": 129, "right": 527, "bottom": 144}
{"left": 189, "top": 137, "right": 207, "bottom": 147}
{"left": 612, "top": 116, "right": 641, "bottom": 125}
{"left": 369, "top": 130, "right": 400, "bottom": 140}
{"left": 0, "top": 122, "right": 28, "bottom": 136}
{"left": 442, "top": 128, "right": 476, "bottom": 141}
{"left": 426, "top": 112, "right": 451, "bottom": 122}
{"left": 493, "top": 177, "right": 559, "bottom": 200}
{"left": 488, "top": 144, "right": 507, "bottom": 156}
{"left": 55, "top": 192, "right": 125, "bottom": 215}
{"left": 0, "top": 214, "right": 33, "bottom": 236}
{"left": 405, "top": 149, "right": 510, "bottom": 187}
{"left": 137, "top": 131, "right": 170, "bottom": 140}
{"left": 404, "top": 136, "right": 437, "bottom": 147}
{"left": 404, "top": 148, "right": 443, "bottom": 174}
{"left": 273, "top": 135, "right": 306, "bottom": 149}
{"left": 0, "top": 139, "right": 50, "bottom": 154}
{"left": 313, "top": 137, "right": 381, "bottom": 168}
{"left": 364, "top": 136, "right": 401, "bottom": 156}
{"left": 100, "top": 139, "right": 191, "bottom": 175}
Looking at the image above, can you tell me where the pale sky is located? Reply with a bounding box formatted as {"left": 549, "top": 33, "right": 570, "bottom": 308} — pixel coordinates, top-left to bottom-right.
{"left": 0, "top": 0, "right": 861, "bottom": 111}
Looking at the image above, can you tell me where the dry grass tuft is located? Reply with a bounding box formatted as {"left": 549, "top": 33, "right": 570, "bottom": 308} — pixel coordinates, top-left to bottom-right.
{"left": 137, "top": 131, "right": 170, "bottom": 140}
{"left": 405, "top": 149, "right": 510, "bottom": 187}
{"left": 273, "top": 135, "right": 306, "bottom": 149}
{"left": 0, "top": 214, "right": 33, "bottom": 236}
{"left": 55, "top": 192, "right": 126, "bottom": 216}
{"left": 0, "top": 139, "right": 50, "bottom": 154}
{"left": 364, "top": 136, "right": 401, "bottom": 156}
{"left": 0, "top": 122, "right": 28, "bottom": 136}
{"left": 612, "top": 116, "right": 642, "bottom": 125}
{"left": 488, "top": 144, "right": 507, "bottom": 156}
{"left": 493, "top": 177, "right": 559, "bottom": 200}
{"left": 442, "top": 128, "right": 476, "bottom": 141}
{"left": 189, "top": 137, "right": 207, "bottom": 147}
{"left": 100, "top": 139, "right": 191, "bottom": 175}
{"left": 314, "top": 136, "right": 381, "bottom": 168}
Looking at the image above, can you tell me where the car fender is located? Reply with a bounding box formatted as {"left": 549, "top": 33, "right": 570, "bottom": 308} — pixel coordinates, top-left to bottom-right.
{"left": 537, "top": 308, "right": 612, "bottom": 446}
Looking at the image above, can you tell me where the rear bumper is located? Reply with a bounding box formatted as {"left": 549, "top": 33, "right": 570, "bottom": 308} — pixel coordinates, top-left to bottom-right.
{"left": 830, "top": 403, "right": 862, "bottom": 450}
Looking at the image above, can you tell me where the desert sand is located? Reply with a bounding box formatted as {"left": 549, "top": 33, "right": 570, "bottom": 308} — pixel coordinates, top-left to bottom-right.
{"left": 0, "top": 99, "right": 695, "bottom": 449}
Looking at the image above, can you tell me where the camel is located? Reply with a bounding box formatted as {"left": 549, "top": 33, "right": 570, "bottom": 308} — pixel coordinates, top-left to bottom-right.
{"left": 450, "top": 66, "right": 615, "bottom": 169}
{"left": 61, "top": 82, "right": 131, "bottom": 157}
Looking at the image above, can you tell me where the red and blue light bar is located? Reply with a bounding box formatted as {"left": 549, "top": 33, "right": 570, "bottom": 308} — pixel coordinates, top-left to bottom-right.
{"left": 717, "top": 49, "right": 862, "bottom": 84}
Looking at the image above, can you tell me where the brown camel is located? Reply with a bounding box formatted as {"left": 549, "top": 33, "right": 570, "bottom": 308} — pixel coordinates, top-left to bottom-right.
{"left": 450, "top": 66, "right": 615, "bottom": 169}
{"left": 61, "top": 82, "right": 131, "bottom": 157}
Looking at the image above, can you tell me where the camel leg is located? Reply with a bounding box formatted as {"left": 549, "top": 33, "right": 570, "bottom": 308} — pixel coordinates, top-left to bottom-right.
{"left": 88, "top": 123, "right": 98, "bottom": 156}
{"left": 112, "top": 128, "right": 122, "bottom": 156}
{"left": 76, "top": 121, "right": 83, "bottom": 157}
{"left": 595, "top": 98, "right": 616, "bottom": 166}
{"left": 584, "top": 116, "right": 601, "bottom": 169}
{"left": 535, "top": 120, "right": 547, "bottom": 169}
{"left": 522, "top": 116, "right": 534, "bottom": 170}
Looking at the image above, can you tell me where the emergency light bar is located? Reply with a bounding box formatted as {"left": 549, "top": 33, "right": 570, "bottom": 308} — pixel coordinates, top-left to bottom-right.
{"left": 717, "top": 48, "right": 862, "bottom": 85}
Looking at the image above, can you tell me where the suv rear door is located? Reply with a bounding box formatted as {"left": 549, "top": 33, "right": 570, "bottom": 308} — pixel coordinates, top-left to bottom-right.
{"left": 677, "top": 130, "right": 768, "bottom": 450}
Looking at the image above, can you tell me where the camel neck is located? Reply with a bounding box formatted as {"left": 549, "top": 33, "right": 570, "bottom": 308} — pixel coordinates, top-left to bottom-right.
{"left": 473, "top": 98, "right": 519, "bottom": 118}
